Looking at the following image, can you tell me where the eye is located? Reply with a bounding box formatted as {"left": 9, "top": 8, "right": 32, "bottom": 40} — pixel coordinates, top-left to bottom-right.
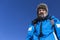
{"left": 42, "top": 9, "right": 45, "bottom": 11}
{"left": 39, "top": 9, "right": 41, "bottom": 11}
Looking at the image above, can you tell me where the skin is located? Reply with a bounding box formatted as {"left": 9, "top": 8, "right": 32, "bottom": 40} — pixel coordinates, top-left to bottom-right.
{"left": 38, "top": 9, "right": 47, "bottom": 18}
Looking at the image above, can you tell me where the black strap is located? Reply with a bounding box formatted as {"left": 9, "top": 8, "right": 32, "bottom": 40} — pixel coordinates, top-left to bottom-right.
{"left": 53, "top": 25, "right": 59, "bottom": 40}
{"left": 40, "top": 22, "right": 42, "bottom": 36}
{"left": 38, "top": 21, "right": 44, "bottom": 40}
{"left": 40, "top": 22, "right": 44, "bottom": 37}
{"left": 50, "top": 19, "right": 59, "bottom": 40}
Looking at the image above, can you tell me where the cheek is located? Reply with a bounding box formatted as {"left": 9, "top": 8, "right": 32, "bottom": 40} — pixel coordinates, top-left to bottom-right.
{"left": 44, "top": 11, "right": 47, "bottom": 14}
{"left": 38, "top": 11, "right": 41, "bottom": 14}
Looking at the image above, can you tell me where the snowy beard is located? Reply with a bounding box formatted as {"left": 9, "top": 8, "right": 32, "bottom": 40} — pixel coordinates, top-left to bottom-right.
{"left": 37, "top": 12, "right": 48, "bottom": 19}
{"left": 44, "top": 12, "right": 48, "bottom": 18}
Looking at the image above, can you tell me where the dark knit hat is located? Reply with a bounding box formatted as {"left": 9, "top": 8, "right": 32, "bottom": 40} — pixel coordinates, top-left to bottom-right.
{"left": 37, "top": 3, "right": 48, "bottom": 12}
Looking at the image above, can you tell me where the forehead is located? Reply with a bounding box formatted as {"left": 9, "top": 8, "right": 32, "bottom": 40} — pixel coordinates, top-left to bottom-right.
{"left": 38, "top": 9, "right": 46, "bottom": 11}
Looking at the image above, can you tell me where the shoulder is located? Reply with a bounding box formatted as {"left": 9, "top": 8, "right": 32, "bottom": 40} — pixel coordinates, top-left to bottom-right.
{"left": 51, "top": 16, "right": 60, "bottom": 23}
{"left": 28, "top": 19, "right": 38, "bottom": 31}
{"left": 28, "top": 24, "right": 34, "bottom": 31}
{"left": 51, "top": 16, "right": 60, "bottom": 28}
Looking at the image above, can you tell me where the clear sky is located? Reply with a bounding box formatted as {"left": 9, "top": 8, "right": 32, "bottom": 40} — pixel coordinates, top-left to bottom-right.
{"left": 0, "top": 0, "right": 60, "bottom": 40}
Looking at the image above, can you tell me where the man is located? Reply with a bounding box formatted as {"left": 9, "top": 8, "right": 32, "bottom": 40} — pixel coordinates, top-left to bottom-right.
{"left": 26, "top": 3, "right": 60, "bottom": 40}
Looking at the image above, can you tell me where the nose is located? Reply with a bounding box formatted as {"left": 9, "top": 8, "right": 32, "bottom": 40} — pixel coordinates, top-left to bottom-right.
{"left": 40, "top": 10, "right": 44, "bottom": 13}
{"left": 39, "top": 10, "right": 43, "bottom": 14}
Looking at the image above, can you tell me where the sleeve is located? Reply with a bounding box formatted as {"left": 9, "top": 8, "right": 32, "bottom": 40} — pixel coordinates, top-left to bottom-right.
{"left": 52, "top": 16, "right": 60, "bottom": 40}
{"left": 26, "top": 24, "right": 34, "bottom": 40}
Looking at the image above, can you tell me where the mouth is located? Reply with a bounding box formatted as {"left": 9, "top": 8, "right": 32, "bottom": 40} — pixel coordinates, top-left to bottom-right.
{"left": 38, "top": 13, "right": 44, "bottom": 17}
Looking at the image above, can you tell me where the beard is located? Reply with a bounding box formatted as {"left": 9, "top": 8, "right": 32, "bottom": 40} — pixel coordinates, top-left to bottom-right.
{"left": 38, "top": 13, "right": 44, "bottom": 18}
{"left": 37, "top": 13, "right": 48, "bottom": 20}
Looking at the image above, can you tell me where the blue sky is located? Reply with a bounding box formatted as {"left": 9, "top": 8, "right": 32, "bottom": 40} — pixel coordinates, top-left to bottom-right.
{"left": 0, "top": 0, "right": 60, "bottom": 40}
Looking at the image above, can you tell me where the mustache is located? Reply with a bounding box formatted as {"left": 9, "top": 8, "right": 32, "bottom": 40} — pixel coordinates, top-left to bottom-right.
{"left": 38, "top": 13, "right": 44, "bottom": 15}
{"left": 39, "top": 12, "right": 44, "bottom": 14}
{"left": 37, "top": 13, "right": 45, "bottom": 18}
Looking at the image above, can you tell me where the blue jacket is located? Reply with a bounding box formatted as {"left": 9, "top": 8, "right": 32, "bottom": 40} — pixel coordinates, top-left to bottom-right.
{"left": 26, "top": 16, "right": 60, "bottom": 40}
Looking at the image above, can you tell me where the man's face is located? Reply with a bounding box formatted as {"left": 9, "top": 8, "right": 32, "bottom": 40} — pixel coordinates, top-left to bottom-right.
{"left": 38, "top": 9, "right": 47, "bottom": 18}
